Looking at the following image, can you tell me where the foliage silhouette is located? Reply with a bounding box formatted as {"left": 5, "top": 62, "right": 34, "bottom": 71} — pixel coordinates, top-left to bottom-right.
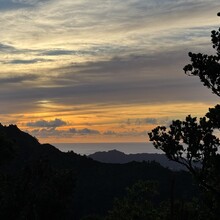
{"left": 0, "top": 159, "right": 75, "bottom": 220}
{"left": 149, "top": 26, "right": 220, "bottom": 209}
{"left": 183, "top": 28, "right": 220, "bottom": 97}
{"left": 105, "top": 180, "right": 201, "bottom": 220}
{"left": 105, "top": 181, "right": 161, "bottom": 220}
{"left": 149, "top": 111, "right": 220, "bottom": 195}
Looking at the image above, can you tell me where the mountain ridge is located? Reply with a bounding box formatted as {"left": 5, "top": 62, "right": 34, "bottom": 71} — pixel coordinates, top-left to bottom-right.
{"left": 89, "top": 149, "right": 185, "bottom": 170}
{"left": 0, "top": 124, "right": 197, "bottom": 219}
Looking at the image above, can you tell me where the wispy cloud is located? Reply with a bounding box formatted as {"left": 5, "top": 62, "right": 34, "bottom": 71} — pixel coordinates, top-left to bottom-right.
{"left": 0, "top": 0, "right": 220, "bottom": 142}
{"left": 0, "top": 0, "right": 51, "bottom": 11}
{"left": 0, "top": 49, "right": 218, "bottom": 115}
{"left": 0, "top": 74, "right": 39, "bottom": 84}
{"left": 5, "top": 58, "right": 53, "bottom": 64}
{"left": 0, "top": 43, "right": 18, "bottom": 53}
{"left": 122, "top": 117, "right": 172, "bottom": 126}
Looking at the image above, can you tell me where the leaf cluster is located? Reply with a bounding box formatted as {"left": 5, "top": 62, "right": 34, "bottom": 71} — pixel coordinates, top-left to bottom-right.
{"left": 149, "top": 105, "right": 220, "bottom": 195}
{"left": 183, "top": 29, "right": 220, "bottom": 96}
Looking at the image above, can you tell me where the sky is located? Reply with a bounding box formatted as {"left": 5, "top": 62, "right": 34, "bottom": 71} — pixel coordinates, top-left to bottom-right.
{"left": 0, "top": 0, "right": 220, "bottom": 143}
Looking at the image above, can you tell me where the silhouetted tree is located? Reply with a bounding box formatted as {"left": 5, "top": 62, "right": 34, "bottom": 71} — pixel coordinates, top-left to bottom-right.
{"left": 149, "top": 26, "right": 220, "bottom": 197}
{"left": 149, "top": 112, "right": 220, "bottom": 195}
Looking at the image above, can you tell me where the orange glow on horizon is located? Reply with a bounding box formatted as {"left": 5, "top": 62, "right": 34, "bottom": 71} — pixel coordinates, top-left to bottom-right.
{"left": 1, "top": 101, "right": 215, "bottom": 144}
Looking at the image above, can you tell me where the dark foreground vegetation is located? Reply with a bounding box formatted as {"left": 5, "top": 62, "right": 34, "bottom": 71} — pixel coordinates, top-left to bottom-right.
{"left": 0, "top": 124, "right": 198, "bottom": 220}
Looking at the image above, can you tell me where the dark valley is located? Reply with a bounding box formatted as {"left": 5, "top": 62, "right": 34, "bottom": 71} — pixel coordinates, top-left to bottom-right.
{"left": 0, "top": 124, "right": 197, "bottom": 220}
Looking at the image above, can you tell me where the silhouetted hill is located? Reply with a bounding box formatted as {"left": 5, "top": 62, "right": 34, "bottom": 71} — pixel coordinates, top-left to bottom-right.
{"left": 0, "top": 124, "right": 198, "bottom": 219}
{"left": 0, "top": 124, "right": 95, "bottom": 172}
{"left": 89, "top": 149, "right": 185, "bottom": 170}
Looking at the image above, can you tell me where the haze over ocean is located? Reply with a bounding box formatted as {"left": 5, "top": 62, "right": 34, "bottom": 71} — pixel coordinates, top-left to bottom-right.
{"left": 52, "top": 142, "right": 162, "bottom": 155}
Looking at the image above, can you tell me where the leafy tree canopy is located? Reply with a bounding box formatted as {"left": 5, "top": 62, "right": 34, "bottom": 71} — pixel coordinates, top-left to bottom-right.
{"left": 149, "top": 26, "right": 220, "bottom": 197}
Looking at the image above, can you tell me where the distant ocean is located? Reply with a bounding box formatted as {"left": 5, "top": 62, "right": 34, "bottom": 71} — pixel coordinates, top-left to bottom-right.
{"left": 52, "top": 142, "right": 163, "bottom": 155}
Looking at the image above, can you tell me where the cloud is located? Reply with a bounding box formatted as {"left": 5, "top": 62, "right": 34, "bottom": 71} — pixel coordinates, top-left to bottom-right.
{"left": 130, "top": 118, "right": 158, "bottom": 126}
{"left": 40, "top": 49, "right": 77, "bottom": 56}
{"left": 0, "top": 0, "right": 28, "bottom": 11}
{"left": 0, "top": 49, "right": 218, "bottom": 116}
{"left": 69, "top": 128, "right": 100, "bottom": 135}
{"left": 77, "top": 128, "right": 100, "bottom": 135}
{"left": 103, "top": 129, "right": 147, "bottom": 137}
{"left": 51, "top": 50, "right": 196, "bottom": 88}
{"left": 5, "top": 58, "right": 52, "bottom": 64}
{"left": 121, "top": 117, "right": 173, "bottom": 127}
{"left": 30, "top": 127, "right": 100, "bottom": 138}
{"left": 123, "top": 118, "right": 152, "bottom": 126}
{"left": 0, "top": 0, "right": 219, "bottom": 122}
{"left": 0, "top": 0, "right": 50, "bottom": 11}
{"left": 29, "top": 126, "right": 147, "bottom": 139}
{"left": 39, "top": 44, "right": 128, "bottom": 57}
{"left": 0, "top": 74, "right": 39, "bottom": 84}
{"left": 27, "top": 118, "right": 67, "bottom": 128}
{"left": 143, "top": 118, "right": 158, "bottom": 125}
{"left": 103, "top": 130, "right": 117, "bottom": 135}
{"left": 0, "top": 43, "right": 18, "bottom": 53}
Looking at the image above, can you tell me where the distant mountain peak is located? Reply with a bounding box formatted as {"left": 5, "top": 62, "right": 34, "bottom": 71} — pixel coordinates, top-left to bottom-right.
{"left": 102, "top": 149, "right": 125, "bottom": 155}
{"left": 89, "top": 149, "right": 186, "bottom": 170}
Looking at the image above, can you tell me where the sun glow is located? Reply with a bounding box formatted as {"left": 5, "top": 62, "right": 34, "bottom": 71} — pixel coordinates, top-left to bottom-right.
{"left": 0, "top": 101, "right": 212, "bottom": 143}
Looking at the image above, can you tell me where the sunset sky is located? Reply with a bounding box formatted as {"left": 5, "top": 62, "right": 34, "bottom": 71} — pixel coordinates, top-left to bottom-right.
{"left": 0, "top": 0, "right": 220, "bottom": 143}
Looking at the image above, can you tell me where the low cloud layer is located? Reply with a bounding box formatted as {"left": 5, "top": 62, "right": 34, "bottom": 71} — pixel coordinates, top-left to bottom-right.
{"left": 30, "top": 127, "right": 101, "bottom": 138}
{"left": 27, "top": 118, "right": 67, "bottom": 128}
{"left": 30, "top": 127, "right": 147, "bottom": 139}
